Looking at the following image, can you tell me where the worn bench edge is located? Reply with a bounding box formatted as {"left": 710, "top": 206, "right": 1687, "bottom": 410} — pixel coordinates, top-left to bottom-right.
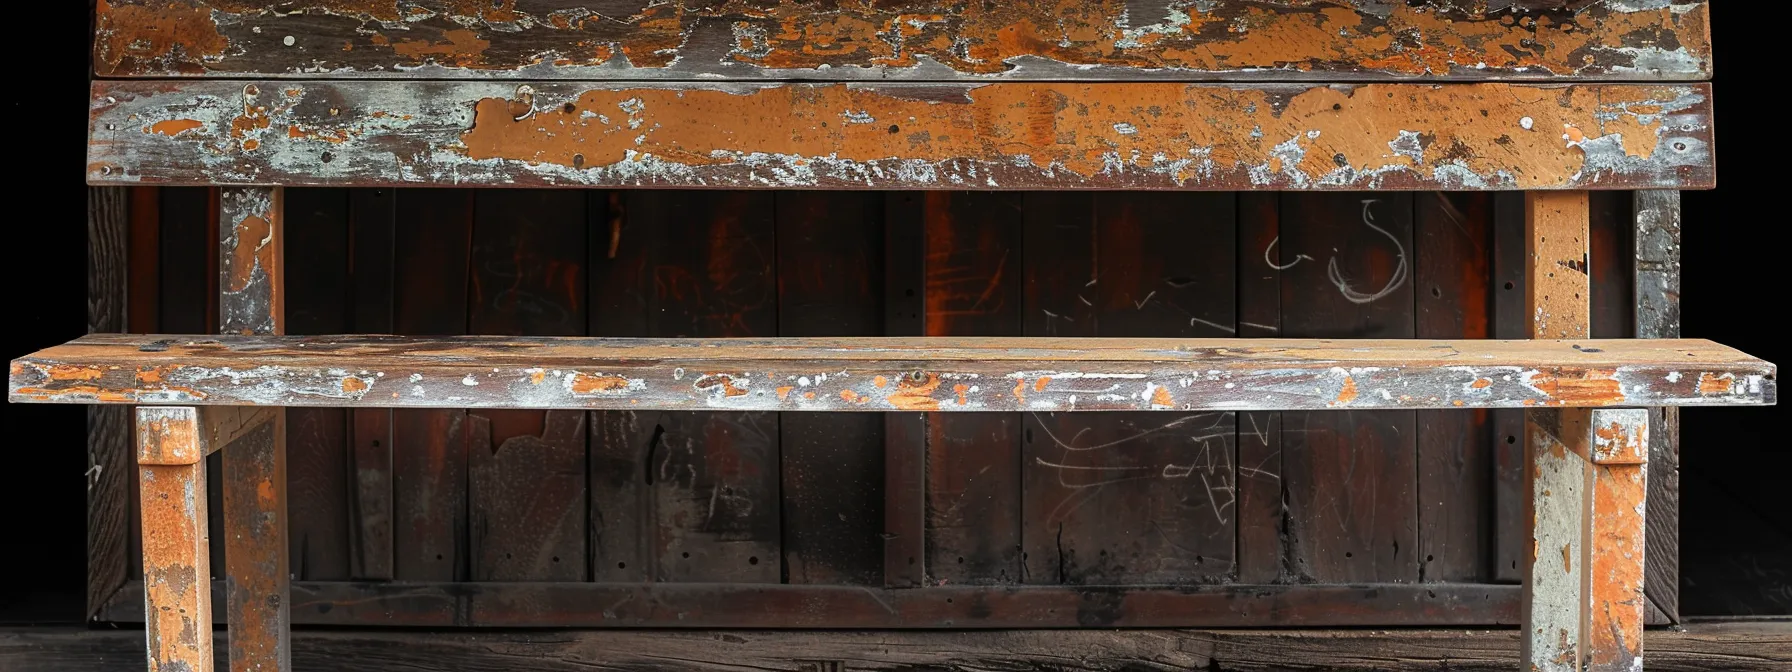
{"left": 11, "top": 335, "right": 1775, "bottom": 412}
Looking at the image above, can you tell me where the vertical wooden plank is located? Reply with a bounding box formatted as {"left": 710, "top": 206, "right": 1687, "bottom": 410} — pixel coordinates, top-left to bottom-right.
{"left": 348, "top": 187, "right": 396, "bottom": 581}
{"left": 391, "top": 188, "right": 474, "bottom": 582}
{"left": 588, "top": 190, "right": 655, "bottom": 583}
{"left": 1278, "top": 193, "right": 1419, "bottom": 583}
{"left": 467, "top": 190, "right": 589, "bottom": 582}
{"left": 1525, "top": 191, "right": 1591, "bottom": 340}
{"left": 1413, "top": 193, "right": 1494, "bottom": 583}
{"left": 219, "top": 185, "right": 291, "bottom": 672}
{"left": 137, "top": 407, "right": 211, "bottom": 672}
{"left": 883, "top": 193, "right": 927, "bottom": 588}
{"left": 922, "top": 192, "right": 1024, "bottom": 585}
{"left": 1589, "top": 192, "right": 1635, "bottom": 340}
{"left": 1635, "top": 190, "right": 1682, "bottom": 625}
{"left": 1586, "top": 410, "right": 1649, "bottom": 672}
{"left": 283, "top": 188, "right": 352, "bottom": 582}
{"left": 1236, "top": 192, "right": 1284, "bottom": 584}
{"left": 643, "top": 190, "right": 781, "bottom": 583}
{"left": 1020, "top": 192, "right": 1236, "bottom": 585}
{"left": 1491, "top": 192, "right": 1529, "bottom": 583}
{"left": 127, "top": 187, "right": 160, "bottom": 335}
{"left": 1522, "top": 407, "right": 1592, "bottom": 672}
{"left": 776, "top": 192, "right": 886, "bottom": 586}
{"left": 88, "top": 187, "right": 131, "bottom": 621}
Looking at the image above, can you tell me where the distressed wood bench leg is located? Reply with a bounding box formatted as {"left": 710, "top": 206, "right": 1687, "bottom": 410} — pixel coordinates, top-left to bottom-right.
{"left": 137, "top": 406, "right": 212, "bottom": 672}
{"left": 219, "top": 186, "right": 291, "bottom": 672}
{"left": 1522, "top": 190, "right": 1649, "bottom": 671}
{"left": 1522, "top": 409, "right": 1649, "bottom": 671}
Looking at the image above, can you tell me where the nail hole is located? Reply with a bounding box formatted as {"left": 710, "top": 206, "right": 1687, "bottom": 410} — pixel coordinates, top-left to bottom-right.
{"left": 1332, "top": 103, "right": 1342, "bottom": 111}
{"left": 907, "top": 556, "right": 915, "bottom": 565}
{"left": 946, "top": 598, "right": 954, "bottom": 603}
{"left": 617, "top": 562, "right": 627, "bottom": 569}
{"left": 682, "top": 551, "right": 690, "bottom": 559}
{"left": 1504, "top": 281, "right": 1515, "bottom": 290}
{"left": 1430, "top": 287, "right": 1441, "bottom": 298}
{"left": 957, "top": 556, "right": 965, "bottom": 564}
{"left": 573, "top": 153, "right": 585, "bottom": 168}
{"left": 1344, "top": 552, "right": 1353, "bottom": 558}
{"left": 748, "top": 556, "right": 759, "bottom": 565}
{"left": 321, "top": 152, "right": 334, "bottom": 163}
{"left": 888, "top": 125, "right": 900, "bottom": 134}
{"left": 551, "top": 556, "right": 560, "bottom": 563}
{"left": 1674, "top": 142, "right": 1687, "bottom": 151}
{"left": 562, "top": 102, "right": 577, "bottom": 113}
{"left": 1507, "top": 435, "right": 1517, "bottom": 444}
{"left": 435, "top": 554, "right": 443, "bottom": 560}
{"left": 1426, "top": 555, "right": 1435, "bottom": 562}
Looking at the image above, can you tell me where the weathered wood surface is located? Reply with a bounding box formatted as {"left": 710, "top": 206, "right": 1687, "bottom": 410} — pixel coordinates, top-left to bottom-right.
{"left": 86, "top": 81, "right": 1716, "bottom": 191}
{"left": 100, "top": 580, "right": 1519, "bottom": 628}
{"left": 1636, "top": 189, "right": 1682, "bottom": 624}
{"left": 88, "top": 187, "right": 132, "bottom": 621}
{"left": 12, "top": 621, "right": 1792, "bottom": 672}
{"left": 218, "top": 185, "right": 294, "bottom": 672}
{"left": 91, "top": 0, "right": 1713, "bottom": 82}
{"left": 15, "top": 334, "right": 1774, "bottom": 411}
{"left": 134, "top": 407, "right": 211, "bottom": 672}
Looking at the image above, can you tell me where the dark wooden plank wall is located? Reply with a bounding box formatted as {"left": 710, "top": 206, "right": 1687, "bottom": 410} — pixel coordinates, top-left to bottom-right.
{"left": 118, "top": 188, "right": 1634, "bottom": 619}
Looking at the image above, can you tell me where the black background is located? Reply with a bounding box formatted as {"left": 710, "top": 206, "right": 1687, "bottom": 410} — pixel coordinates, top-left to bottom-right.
{"left": 1, "top": 4, "right": 1784, "bottom": 621}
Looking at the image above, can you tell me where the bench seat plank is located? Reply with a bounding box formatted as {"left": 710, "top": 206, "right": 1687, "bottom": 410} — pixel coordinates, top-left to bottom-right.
{"left": 11, "top": 335, "right": 1774, "bottom": 412}
{"left": 92, "top": 1, "right": 1712, "bottom": 82}
{"left": 87, "top": 81, "right": 1714, "bottom": 191}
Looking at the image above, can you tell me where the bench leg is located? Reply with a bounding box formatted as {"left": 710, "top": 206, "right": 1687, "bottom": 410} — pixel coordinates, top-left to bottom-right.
{"left": 218, "top": 185, "right": 292, "bottom": 672}
{"left": 1522, "top": 408, "right": 1649, "bottom": 671}
{"left": 137, "top": 407, "right": 212, "bottom": 672}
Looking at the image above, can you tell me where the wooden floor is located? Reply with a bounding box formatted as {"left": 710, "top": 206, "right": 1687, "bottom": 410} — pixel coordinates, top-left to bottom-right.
{"left": 3, "top": 621, "right": 1788, "bottom": 671}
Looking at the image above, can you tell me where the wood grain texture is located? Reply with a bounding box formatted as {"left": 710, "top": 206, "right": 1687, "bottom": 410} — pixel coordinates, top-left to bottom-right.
{"left": 87, "top": 186, "right": 131, "bottom": 621}
{"left": 1635, "top": 189, "right": 1682, "bottom": 625}
{"left": 91, "top": 0, "right": 1712, "bottom": 81}
{"left": 1523, "top": 409, "right": 1592, "bottom": 672}
{"left": 921, "top": 192, "right": 1023, "bottom": 585}
{"left": 1279, "top": 193, "right": 1417, "bottom": 584}
{"left": 217, "top": 185, "right": 293, "bottom": 672}
{"left": 1527, "top": 191, "right": 1591, "bottom": 340}
{"left": 390, "top": 188, "right": 474, "bottom": 582}
{"left": 283, "top": 187, "right": 351, "bottom": 582}
{"left": 135, "top": 407, "right": 211, "bottom": 672}
{"left": 86, "top": 81, "right": 1716, "bottom": 191}
{"left": 1235, "top": 192, "right": 1284, "bottom": 584}
{"left": 346, "top": 190, "right": 395, "bottom": 580}
{"left": 1491, "top": 192, "right": 1528, "bottom": 584}
{"left": 639, "top": 191, "right": 782, "bottom": 584}
{"left": 1020, "top": 192, "right": 1236, "bottom": 585}
{"left": 776, "top": 192, "right": 885, "bottom": 586}
{"left": 467, "top": 190, "right": 589, "bottom": 582}
{"left": 1414, "top": 192, "right": 1494, "bottom": 583}
{"left": 14, "top": 335, "right": 1775, "bottom": 411}
{"left": 1585, "top": 414, "right": 1648, "bottom": 672}
{"left": 101, "top": 580, "right": 1520, "bottom": 628}
{"left": 13, "top": 622, "right": 1792, "bottom": 672}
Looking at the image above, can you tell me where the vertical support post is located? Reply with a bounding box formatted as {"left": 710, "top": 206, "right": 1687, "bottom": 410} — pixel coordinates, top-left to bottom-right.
{"left": 1634, "top": 190, "right": 1682, "bottom": 625}
{"left": 1521, "top": 192, "right": 1648, "bottom": 672}
{"left": 137, "top": 406, "right": 212, "bottom": 672}
{"left": 219, "top": 186, "right": 290, "bottom": 672}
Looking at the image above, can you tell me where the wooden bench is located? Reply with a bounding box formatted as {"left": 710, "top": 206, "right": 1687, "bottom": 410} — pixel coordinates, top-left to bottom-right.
{"left": 18, "top": 1, "right": 1771, "bottom": 670}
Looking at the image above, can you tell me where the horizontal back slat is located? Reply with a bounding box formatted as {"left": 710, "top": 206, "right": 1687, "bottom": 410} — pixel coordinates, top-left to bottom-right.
{"left": 92, "top": 1, "right": 1712, "bottom": 82}
{"left": 87, "top": 81, "right": 1715, "bottom": 191}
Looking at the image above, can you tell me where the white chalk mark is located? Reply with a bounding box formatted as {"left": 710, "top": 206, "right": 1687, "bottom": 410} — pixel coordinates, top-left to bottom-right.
{"left": 1240, "top": 321, "right": 1279, "bottom": 332}
{"left": 1188, "top": 316, "right": 1237, "bottom": 333}
{"left": 1265, "top": 236, "right": 1313, "bottom": 270}
{"left": 1078, "top": 295, "right": 1093, "bottom": 306}
{"left": 1134, "top": 290, "right": 1157, "bottom": 310}
{"left": 1327, "top": 199, "right": 1409, "bottom": 305}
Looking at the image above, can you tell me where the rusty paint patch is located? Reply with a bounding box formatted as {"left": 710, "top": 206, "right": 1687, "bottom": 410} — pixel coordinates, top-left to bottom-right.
{"left": 694, "top": 373, "right": 749, "bottom": 397}
{"left": 887, "top": 373, "right": 942, "bottom": 411}
{"left": 149, "top": 119, "right": 205, "bottom": 137}
{"left": 1471, "top": 377, "right": 1492, "bottom": 389}
{"left": 1697, "top": 371, "right": 1734, "bottom": 396}
{"left": 1012, "top": 378, "right": 1026, "bottom": 402}
{"left": 873, "top": 375, "right": 888, "bottom": 389}
{"left": 341, "top": 376, "right": 369, "bottom": 395}
{"left": 1150, "top": 385, "right": 1174, "bottom": 409}
{"left": 952, "top": 383, "right": 969, "bottom": 406}
{"left": 569, "top": 372, "right": 633, "bottom": 395}
{"left": 1333, "top": 376, "right": 1358, "bottom": 406}
{"left": 776, "top": 385, "right": 793, "bottom": 401}
{"left": 1034, "top": 377, "right": 1051, "bottom": 392}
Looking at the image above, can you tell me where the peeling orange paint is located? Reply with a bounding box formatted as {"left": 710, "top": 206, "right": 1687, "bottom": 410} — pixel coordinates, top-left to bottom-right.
{"left": 1035, "top": 377, "right": 1050, "bottom": 392}
{"left": 1471, "top": 377, "right": 1492, "bottom": 389}
{"left": 776, "top": 385, "right": 793, "bottom": 401}
{"left": 149, "top": 119, "right": 205, "bottom": 137}
{"left": 1333, "top": 376, "right": 1358, "bottom": 406}
{"left": 873, "top": 375, "right": 887, "bottom": 389}
{"left": 1150, "top": 385, "right": 1174, "bottom": 408}
{"left": 694, "top": 373, "right": 748, "bottom": 397}
{"left": 569, "top": 372, "right": 632, "bottom": 394}
{"left": 952, "top": 383, "right": 969, "bottom": 406}
{"left": 529, "top": 370, "right": 546, "bottom": 385}
{"left": 1697, "top": 372, "right": 1733, "bottom": 396}
{"left": 1012, "top": 378, "right": 1026, "bottom": 402}
{"left": 887, "top": 373, "right": 942, "bottom": 411}
{"left": 341, "top": 377, "right": 368, "bottom": 394}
